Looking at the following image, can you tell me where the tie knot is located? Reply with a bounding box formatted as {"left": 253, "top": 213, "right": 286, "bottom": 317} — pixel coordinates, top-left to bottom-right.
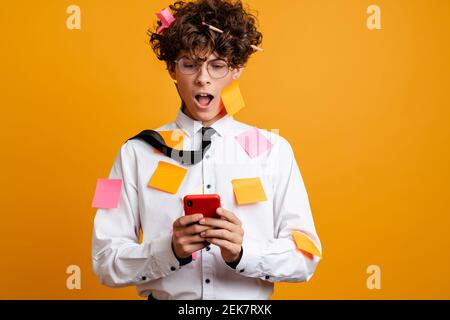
{"left": 201, "top": 127, "right": 216, "bottom": 140}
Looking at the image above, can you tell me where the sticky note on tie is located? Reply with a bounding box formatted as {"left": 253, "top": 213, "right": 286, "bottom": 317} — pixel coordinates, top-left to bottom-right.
{"left": 148, "top": 161, "right": 188, "bottom": 194}
{"left": 235, "top": 128, "right": 273, "bottom": 158}
{"left": 156, "top": 8, "right": 176, "bottom": 33}
{"left": 92, "top": 179, "right": 122, "bottom": 209}
{"left": 291, "top": 230, "right": 322, "bottom": 258}
{"left": 231, "top": 177, "right": 267, "bottom": 205}
{"left": 221, "top": 81, "right": 245, "bottom": 116}
{"left": 154, "top": 130, "right": 185, "bottom": 154}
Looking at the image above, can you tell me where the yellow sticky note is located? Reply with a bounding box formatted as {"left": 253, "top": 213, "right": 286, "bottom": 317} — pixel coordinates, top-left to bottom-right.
{"left": 291, "top": 230, "right": 322, "bottom": 258}
{"left": 148, "top": 161, "right": 188, "bottom": 194}
{"left": 231, "top": 177, "right": 267, "bottom": 205}
{"left": 221, "top": 81, "right": 245, "bottom": 116}
{"left": 154, "top": 130, "right": 185, "bottom": 154}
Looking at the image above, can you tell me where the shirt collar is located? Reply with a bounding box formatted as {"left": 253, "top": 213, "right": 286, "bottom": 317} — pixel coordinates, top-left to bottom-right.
{"left": 175, "top": 108, "right": 234, "bottom": 138}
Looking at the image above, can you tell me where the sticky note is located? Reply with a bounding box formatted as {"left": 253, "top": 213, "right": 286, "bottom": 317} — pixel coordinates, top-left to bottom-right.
{"left": 92, "top": 179, "right": 122, "bottom": 209}
{"left": 156, "top": 8, "right": 176, "bottom": 33}
{"left": 235, "top": 128, "right": 273, "bottom": 158}
{"left": 192, "top": 251, "right": 198, "bottom": 261}
{"left": 221, "top": 81, "right": 245, "bottom": 116}
{"left": 154, "top": 130, "right": 185, "bottom": 154}
{"left": 291, "top": 230, "right": 322, "bottom": 258}
{"left": 231, "top": 177, "right": 267, "bottom": 205}
{"left": 148, "top": 161, "right": 188, "bottom": 194}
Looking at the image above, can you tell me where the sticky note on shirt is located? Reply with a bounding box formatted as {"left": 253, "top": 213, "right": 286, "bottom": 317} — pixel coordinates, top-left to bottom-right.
{"left": 192, "top": 251, "right": 199, "bottom": 261}
{"left": 148, "top": 161, "right": 188, "bottom": 194}
{"left": 231, "top": 177, "right": 267, "bottom": 205}
{"left": 291, "top": 230, "right": 322, "bottom": 258}
{"left": 221, "top": 81, "right": 245, "bottom": 116}
{"left": 235, "top": 128, "right": 273, "bottom": 159}
{"left": 92, "top": 179, "right": 122, "bottom": 209}
{"left": 154, "top": 130, "right": 185, "bottom": 154}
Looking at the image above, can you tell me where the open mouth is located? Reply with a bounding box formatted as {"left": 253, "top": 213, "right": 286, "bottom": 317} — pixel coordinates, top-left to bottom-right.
{"left": 195, "top": 94, "right": 215, "bottom": 107}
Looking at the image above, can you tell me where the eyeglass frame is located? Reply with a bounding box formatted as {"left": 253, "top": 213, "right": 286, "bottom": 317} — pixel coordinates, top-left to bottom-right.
{"left": 174, "top": 56, "right": 232, "bottom": 79}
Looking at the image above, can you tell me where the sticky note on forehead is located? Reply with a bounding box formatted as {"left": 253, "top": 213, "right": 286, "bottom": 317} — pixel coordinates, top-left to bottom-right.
{"left": 231, "top": 177, "right": 267, "bottom": 205}
{"left": 221, "top": 81, "right": 245, "bottom": 116}
{"left": 148, "top": 161, "right": 188, "bottom": 194}
{"left": 235, "top": 128, "right": 273, "bottom": 159}
{"left": 92, "top": 179, "right": 122, "bottom": 209}
{"left": 291, "top": 230, "right": 322, "bottom": 258}
{"left": 154, "top": 130, "right": 185, "bottom": 154}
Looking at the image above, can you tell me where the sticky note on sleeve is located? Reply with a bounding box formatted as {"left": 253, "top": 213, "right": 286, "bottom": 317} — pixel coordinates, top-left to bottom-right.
{"left": 221, "top": 81, "right": 245, "bottom": 116}
{"left": 291, "top": 230, "right": 322, "bottom": 258}
{"left": 148, "top": 161, "right": 188, "bottom": 194}
{"left": 235, "top": 128, "right": 273, "bottom": 158}
{"left": 231, "top": 177, "right": 267, "bottom": 205}
{"left": 92, "top": 179, "right": 122, "bottom": 209}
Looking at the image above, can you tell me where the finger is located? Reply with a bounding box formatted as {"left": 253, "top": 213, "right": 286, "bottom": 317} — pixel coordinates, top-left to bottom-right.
{"left": 176, "top": 224, "right": 212, "bottom": 237}
{"left": 205, "top": 237, "right": 235, "bottom": 252}
{"left": 185, "top": 242, "right": 209, "bottom": 253}
{"left": 216, "top": 208, "right": 241, "bottom": 226}
{"left": 176, "top": 234, "right": 206, "bottom": 245}
{"left": 176, "top": 214, "right": 204, "bottom": 228}
{"left": 199, "top": 218, "right": 239, "bottom": 233}
{"left": 201, "top": 229, "right": 240, "bottom": 243}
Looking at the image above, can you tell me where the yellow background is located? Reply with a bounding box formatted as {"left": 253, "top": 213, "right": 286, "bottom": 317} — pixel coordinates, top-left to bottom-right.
{"left": 1, "top": 0, "right": 449, "bottom": 299}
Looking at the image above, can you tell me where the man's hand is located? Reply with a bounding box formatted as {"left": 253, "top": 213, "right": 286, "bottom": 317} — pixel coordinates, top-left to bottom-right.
{"left": 199, "top": 208, "right": 244, "bottom": 263}
{"left": 172, "top": 214, "right": 211, "bottom": 259}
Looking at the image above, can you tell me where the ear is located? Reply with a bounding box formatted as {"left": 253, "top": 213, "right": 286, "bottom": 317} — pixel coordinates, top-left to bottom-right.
{"left": 167, "top": 62, "right": 177, "bottom": 81}
{"left": 231, "top": 67, "right": 245, "bottom": 80}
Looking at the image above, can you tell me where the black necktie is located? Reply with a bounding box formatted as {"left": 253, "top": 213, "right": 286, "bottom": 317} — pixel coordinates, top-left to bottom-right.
{"left": 128, "top": 127, "right": 216, "bottom": 165}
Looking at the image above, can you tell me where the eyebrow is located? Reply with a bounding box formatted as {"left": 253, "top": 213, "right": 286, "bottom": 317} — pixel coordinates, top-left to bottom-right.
{"left": 180, "top": 55, "right": 227, "bottom": 63}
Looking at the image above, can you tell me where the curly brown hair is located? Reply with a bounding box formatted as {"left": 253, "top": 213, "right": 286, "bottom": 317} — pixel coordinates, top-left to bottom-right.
{"left": 148, "top": 0, "right": 263, "bottom": 71}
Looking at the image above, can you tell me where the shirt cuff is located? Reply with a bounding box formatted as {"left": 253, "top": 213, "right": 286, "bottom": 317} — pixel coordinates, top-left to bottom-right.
{"left": 229, "top": 235, "right": 265, "bottom": 278}
{"left": 171, "top": 241, "right": 193, "bottom": 266}
{"left": 150, "top": 235, "right": 185, "bottom": 272}
{"left": 225, "top": 246, "right": 244, "bottom": 269}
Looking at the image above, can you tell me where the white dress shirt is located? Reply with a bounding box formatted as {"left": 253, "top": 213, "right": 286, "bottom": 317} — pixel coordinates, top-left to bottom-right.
{"left": 92, "top": 109, "right": 321, "bottom": 300}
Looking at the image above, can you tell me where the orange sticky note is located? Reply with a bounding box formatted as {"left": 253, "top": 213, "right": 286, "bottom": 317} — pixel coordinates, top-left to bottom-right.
{"left": 291, "top": 230, "right": 322, "bottom": 258}
{"left": 154, "top": 130, "right": 185, "bottom": 154}
{"left": 231, "top": 177, "right": 267, "bottom": 205}
{"left": 148, "top": 161, "right": 188, "bottom": 194}
{"left": 221, "top": 81, "right": 245, "bottom": 116}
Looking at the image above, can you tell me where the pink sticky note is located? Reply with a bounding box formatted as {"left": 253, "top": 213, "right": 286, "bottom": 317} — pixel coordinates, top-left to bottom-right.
{"left": 92, "top": 179, "right": 122, "bottom": 209}
{"left": 192, "top": 251, "right": 198, "bottom": 261}
{"left": 235, "top": 128, "right": 273, "bottom": 158}
{"left": 156, "top": 8, "right": 176, "bottom": 33}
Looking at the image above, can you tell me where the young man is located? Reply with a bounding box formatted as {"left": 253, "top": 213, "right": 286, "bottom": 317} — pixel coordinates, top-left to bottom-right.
{"left": 92, "top": 0, "right": 321, "bottom": 300}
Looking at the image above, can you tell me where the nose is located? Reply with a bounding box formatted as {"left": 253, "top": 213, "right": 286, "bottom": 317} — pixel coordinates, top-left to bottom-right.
{"left": 195, "top": 63, "right": 212, "bottom": 86}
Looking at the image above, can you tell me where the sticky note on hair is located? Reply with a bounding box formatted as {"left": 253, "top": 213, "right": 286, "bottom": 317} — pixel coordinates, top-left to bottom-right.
{"left": 221, "top": 81, "right": 245, "bottom": 116}
{"left": 156, "top": 8, "right": 176, "bottom": 33}
{"left": 148, "top": 161, "right": 188, "bottom": 194}
{"left": 235, "top": 128, "right": 273, "bottom": 159}
{"left": 154, "top": 130, "right": 185, "bottom": 154}
{"left": 231, "top": 177, "right": 267, "bottom": 205}
{"left": 92, "top": 179, "right": 122, "bottom": 209}
{"left": 291, "top": 230, "right": 322, "bottom": 258}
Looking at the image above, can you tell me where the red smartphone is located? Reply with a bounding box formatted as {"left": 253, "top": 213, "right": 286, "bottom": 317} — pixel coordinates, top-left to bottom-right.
{"left": 183, "top": 194, "right": 221, "bottom": 219}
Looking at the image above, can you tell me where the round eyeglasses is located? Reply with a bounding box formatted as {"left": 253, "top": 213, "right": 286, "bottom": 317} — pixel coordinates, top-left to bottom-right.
{"left": 175, "top": 57, "right": 231, "bottom": 79}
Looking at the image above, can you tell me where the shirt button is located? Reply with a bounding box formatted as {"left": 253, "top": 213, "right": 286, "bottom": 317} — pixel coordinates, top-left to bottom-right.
{"left": 206, "top": 184, "right": 212, "bottom": 189}
{"left": 265, "top": 275, "right": 270, "bottom": 280}
{"left": 141, "top": 276, "right": 147, "bottom": 281}
{"left": 206, "top": 246, "right": 211, "bottom": 251}
{"left": 205, "top": 279, "right": 210, "bottom": 284}
{"left": 205, "top": 155, "right": 210, "bottom": 159}
{"left": 170, "top": 266, "right": 176, "bottom": 271}
{"left": 240, "top": 269, "right": 245, "bottom": 273}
